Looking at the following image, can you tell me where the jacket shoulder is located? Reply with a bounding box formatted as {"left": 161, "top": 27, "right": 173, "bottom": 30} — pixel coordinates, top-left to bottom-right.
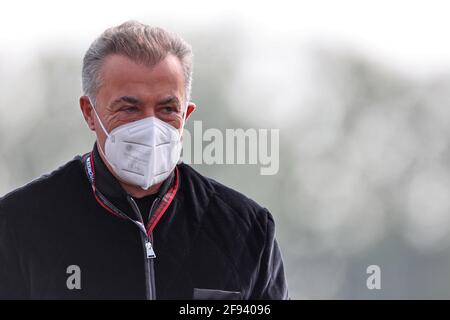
{"left": 0, "top": 156, "right": 84, "bottom": 217}
{"left": 177, "top": 163, "right": 270, "bottom": 224}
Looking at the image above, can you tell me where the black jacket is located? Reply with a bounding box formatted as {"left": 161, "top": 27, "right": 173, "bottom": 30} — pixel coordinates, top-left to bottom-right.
{"left": 0, "top": 145, "right": 288, "bottom": 299}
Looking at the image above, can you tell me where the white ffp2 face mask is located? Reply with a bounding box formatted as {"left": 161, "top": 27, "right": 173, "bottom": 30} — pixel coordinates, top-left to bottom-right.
{"left": 91, "top": 101, "right": 184, "bottom": 190}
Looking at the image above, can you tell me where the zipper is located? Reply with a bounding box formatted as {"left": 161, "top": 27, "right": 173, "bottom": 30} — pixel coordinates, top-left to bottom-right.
{"left": 127, "top": 196, "right": 158, "bottom": 300}
{"left": 83, "top": 153, "right": 179, "bottom": 300}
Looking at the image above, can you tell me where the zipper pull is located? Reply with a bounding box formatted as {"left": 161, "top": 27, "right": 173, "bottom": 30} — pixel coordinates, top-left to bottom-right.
{"left": 145, "top": 240, "right": 156, "bottom": 259}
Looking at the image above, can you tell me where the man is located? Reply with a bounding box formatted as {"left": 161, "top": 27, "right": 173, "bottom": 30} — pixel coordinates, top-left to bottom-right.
{"left": 0, "top": 21, "right": 288, "bottom": 299}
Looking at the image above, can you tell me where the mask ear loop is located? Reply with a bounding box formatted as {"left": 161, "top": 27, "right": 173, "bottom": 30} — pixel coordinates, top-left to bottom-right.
{"left": 88, "top": 97, "right": 112, "bottom": 160}
{"left": 177, "top": 101, "right": 189, "bottom": 164}
{"left": 89, "top": 97, "right": 110, "bottom": 138}
{"left": 179, "top": 101, "right": 189, "bottom": 139}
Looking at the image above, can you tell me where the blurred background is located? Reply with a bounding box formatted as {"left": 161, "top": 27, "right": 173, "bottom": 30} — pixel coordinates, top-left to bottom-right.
{"left": 1, "top": 0, "right": 450, "bottom": 299}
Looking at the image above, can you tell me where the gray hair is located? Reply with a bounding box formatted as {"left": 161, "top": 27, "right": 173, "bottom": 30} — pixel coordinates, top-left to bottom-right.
{"left": 82, "top": 20, "right": 193, "bottom": 106}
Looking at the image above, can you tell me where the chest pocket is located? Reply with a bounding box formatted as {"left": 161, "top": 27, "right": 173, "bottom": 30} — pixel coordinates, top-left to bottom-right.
{"left": 193, "top": 288, "right": 242, "bottom": 300}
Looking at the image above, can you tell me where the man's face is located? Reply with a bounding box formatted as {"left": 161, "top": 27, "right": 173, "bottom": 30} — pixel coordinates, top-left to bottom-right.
{"left": 80, "top": 54, "right": 195, "bottom": 152}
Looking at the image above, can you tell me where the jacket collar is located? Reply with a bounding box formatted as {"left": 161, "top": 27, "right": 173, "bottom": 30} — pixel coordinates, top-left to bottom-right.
{"left": 92, "top": 143, "right": 128, "bottom": 199}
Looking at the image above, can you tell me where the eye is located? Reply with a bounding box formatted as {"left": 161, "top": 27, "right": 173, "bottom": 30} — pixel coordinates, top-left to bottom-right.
{"left": 161, "top": 106, "right": 177, "bottom": 114}
{"left": 121, "top": 106, "right": 139, "bottom": 113}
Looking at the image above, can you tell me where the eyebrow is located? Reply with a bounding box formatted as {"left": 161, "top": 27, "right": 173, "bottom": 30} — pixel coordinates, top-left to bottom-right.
{"left": 109, "top": 96, "right": 140, "bottom": 109}
{"left": 157, "top": 95, "right": 181, "bottom": 107}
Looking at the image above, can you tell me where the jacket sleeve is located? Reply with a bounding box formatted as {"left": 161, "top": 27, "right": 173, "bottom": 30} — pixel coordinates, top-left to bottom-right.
{"left": 250, "top": 209, "right": 289, "bottom": 299}
{"left": 0, "top": 207, "right": 28, "bottom": 299}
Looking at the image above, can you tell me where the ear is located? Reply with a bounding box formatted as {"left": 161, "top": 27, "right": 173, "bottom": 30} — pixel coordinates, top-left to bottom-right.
{"left": 185, "top": 102, "right": 196, "bottom": 120}
{"left": 79, "top": 96, "right": 95, "bottom": 131}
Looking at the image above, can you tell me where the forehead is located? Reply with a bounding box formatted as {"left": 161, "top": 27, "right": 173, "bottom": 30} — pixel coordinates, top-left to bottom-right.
{"left": 97, "top": 54, "right": 185, "bottom": 103}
